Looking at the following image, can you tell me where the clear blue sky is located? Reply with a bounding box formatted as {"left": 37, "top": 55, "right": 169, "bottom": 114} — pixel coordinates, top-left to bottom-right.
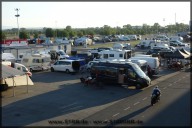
{"left": 2, "top": 1, "right": 191, "bottom": 29}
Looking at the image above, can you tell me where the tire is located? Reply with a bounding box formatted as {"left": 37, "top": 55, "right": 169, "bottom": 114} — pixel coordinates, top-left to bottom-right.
{"left": 87, "top": 68, "right": 91, "bottom": 72}
{"left": 51, "top": 67, "right": 54, "bottom": 72}
{"left": 66, "top": 69, "right": 70, "bottom": 74}
{"left": 136, "top": 84, "right": 141, "bottom": 89}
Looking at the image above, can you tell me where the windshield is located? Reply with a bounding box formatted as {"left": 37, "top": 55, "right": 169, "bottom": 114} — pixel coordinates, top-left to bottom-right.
{"left": 58, "top": 51, "right": 66, "bottom": 55}
{"left": 42, "top": 57, "right": 51, "bottom": 62}
{"left": 132, "top": 63, "right": 146, "bottom": 77}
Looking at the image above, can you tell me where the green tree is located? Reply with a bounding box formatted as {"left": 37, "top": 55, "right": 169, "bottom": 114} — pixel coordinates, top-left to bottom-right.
{"left": 34, "top": 32, "right": 39, "bottom": 38}
{"left": 62, "top": 29, "right": 69, "bottom": 38}
{"left": 45, "top": 28, "right": 54, "bottom": 37}
{"left": 77, "top": 31, "right": 84, "bottom": 37}
{"left": 19, "top": 31, "right": 29, "bottom": 39}
{"left": 1, "top": 31, "right": 6, "bottom": 40}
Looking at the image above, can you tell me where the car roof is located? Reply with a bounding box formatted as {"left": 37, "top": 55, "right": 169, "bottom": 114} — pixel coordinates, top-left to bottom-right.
{"left": 58, "top": 59, "right": 76, "bottom": 62}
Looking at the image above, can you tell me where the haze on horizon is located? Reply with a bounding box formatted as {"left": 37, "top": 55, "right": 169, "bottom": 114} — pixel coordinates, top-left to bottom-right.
{"left": 2, "top": 1, "right": 191, "bottom": 29}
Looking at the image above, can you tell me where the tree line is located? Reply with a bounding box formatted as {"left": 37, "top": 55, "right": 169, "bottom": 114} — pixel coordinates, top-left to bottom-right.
{"left": 2, "top": 23, "right": 190, "bottom": 40}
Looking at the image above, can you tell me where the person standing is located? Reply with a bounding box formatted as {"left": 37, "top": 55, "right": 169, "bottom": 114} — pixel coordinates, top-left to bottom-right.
{"left": 64, "top": 45, "right": 67, "bottom": 53}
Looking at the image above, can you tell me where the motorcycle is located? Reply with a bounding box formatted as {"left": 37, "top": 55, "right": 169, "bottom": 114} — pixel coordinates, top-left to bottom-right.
{"left": 151, "top": 93, "right": 160, "bottom": 106}
{"left": 80, "top": 76, "right": 96, "bottom": 86}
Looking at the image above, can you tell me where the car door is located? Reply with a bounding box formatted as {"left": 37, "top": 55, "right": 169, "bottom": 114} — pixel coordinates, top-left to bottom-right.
{"left": 127, "top": 68, "right": 137, "bottom": 85}
{"left": 53, "top": 61, "right": 63, "bottom": 71}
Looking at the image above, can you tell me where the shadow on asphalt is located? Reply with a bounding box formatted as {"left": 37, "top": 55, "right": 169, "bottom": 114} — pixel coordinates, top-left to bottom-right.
{"left": 106, "top": 105, "right": 151, "bottom": 127}
{"left": 143, "top": 90, "right": 190, "bottom": 126}
{"left": 2, "top": 81, "right": 142, "bottom": 126}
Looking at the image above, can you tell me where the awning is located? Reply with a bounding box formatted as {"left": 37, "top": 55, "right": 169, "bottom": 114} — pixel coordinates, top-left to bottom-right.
{"left": 164, "top": 49, "right": 190, "bottom": 59}
{"left": 1, "top": 64, "right": 34, "bottom": 96}
{"left": 4, "top": 75, "right": 33, "bottom": 87}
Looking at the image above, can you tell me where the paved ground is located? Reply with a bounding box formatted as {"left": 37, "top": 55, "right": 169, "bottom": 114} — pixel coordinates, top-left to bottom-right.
{"left": 2, "top": 65, "right": 188, "bottom": 126}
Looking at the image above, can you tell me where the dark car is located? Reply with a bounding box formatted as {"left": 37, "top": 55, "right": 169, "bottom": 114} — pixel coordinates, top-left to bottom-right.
{"left": 170, "top": 40, "right": 186, "bottom": 47}
{"left": 102, "top": 36, "right": 112, "bottom": 43}
{"left": 146, "top": 49, "right": 161, "bottom": 57}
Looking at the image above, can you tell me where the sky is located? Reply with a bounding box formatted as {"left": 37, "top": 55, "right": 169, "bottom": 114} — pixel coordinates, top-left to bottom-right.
{"left": 2, "top": 1, "right": 191, "bottom": 29}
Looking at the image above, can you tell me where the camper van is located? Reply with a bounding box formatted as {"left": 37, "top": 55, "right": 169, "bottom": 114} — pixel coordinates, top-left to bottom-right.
{"left": 90, "top": 61, "right": 151, "bottom": 89}
{"left": 106, "top": 59, "right": 148, "bottom": 74}
{"left": 94, "top": 49, "right": 132, "bottom": 61}
{"left": 129, "top": 56, "right": 160, "bottom": 75}
{"left": 21, "top": 54, "right": 51, "bottom": 72}
{"left": 1, "top": 53, "right": 16, "bottom": 62}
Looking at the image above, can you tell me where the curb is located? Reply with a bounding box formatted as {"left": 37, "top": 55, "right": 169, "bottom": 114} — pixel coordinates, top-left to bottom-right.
{"left": 152, "top": 71, "right": 181, "bottom": 85}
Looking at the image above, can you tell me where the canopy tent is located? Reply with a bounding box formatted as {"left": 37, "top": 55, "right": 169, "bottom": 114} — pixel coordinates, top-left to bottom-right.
{"left": 164, "top": 49, "right": 190, "bottom": 59}
{"left": 179, "top": 48, "right": 191, "bottom": 55}
{"left": 1, "top": 65, "right": 34, "bottom": 96}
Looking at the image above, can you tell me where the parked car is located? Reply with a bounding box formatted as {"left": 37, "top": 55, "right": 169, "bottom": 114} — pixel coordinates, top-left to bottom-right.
{"left": 74, "top": 37, "right": 93, "bottom": 46}
{"left": 50, "top": 59, "right": 81, "bottom": 73}
{"left": 119, "top": 36, "right": 130, "bottom": 41}
{"left": 169, "top": 40, "right": 186, "bottom": 47}
{"left": 102, "top": 36, "right": 112, "bottom": 43}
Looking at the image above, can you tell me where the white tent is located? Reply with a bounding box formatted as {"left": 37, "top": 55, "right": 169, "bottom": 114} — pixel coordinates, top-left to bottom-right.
{"left": 1, "top": 65, "right": 34, "bottom": 96}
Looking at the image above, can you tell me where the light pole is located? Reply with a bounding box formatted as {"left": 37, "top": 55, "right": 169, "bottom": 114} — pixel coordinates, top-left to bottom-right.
{"left": 15, "top": 8, "right": 20, "bottom": 39}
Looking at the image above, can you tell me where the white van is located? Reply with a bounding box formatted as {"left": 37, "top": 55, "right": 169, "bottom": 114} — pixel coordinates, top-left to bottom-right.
{"left": 49, "top": 49, "right": 69, "bottom": 60}
{"left": 50, "top": 59, "right": 81, "bottom": 73}
{"left": 170, "top": 36, "right": 183, "bottom": 42}
{"left": 129, "top": 56, "right": 160, "bottom": 75}
{"left": 11, "top": 62, "right": 32, "bottom": 78}
{"left": 2, "top": 61, "right": 32, "bottom": 78}
{"left": 21, "top": 54, "right": 51, "bottom": 72}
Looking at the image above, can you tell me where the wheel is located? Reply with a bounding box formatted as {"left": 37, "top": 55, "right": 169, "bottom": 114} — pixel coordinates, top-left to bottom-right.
{"left": 136, "top": 84, "right": 141, "bottom": 89}
{"left": 30, "top": 68, "right": 33, "bottom": 72}
{"left": 87, "top": 68, "right": 91, "bottom": 72}
{"left": 66, "top": 69, "right": 70, "bottom": 74}
{"left": 51, "top": 67, "right": 54, "bottom": 72}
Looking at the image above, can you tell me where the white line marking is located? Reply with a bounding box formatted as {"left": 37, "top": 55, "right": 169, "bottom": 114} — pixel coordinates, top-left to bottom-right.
{"left": 134, "top": 102, "right": 140, "bottom": 105}
{"left": 68, "top": 106, "right": 82, "bottom": 110}
{"left": 142, "top": 97, "right": 148, "bottom": 100}
{"left": 163, "top": 87, "right": 167, "bottom": 89}
{"left": 60, "top": 102, "right": 78, "bottom": 109}
{"left": 112, "top": 113, "right": 120, "bottom": 117}
{"left": 124, "top": 107, "right": 130, "bottom": 110}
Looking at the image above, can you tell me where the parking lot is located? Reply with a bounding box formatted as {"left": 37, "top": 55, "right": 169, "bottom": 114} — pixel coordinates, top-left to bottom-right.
{"left": 1, "top": 65, "right": 180, "bottom": 126}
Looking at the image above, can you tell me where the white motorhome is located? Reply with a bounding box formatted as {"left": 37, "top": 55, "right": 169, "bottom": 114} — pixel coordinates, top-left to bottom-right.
{"left": 21, "top": 54, "right": 51, "bottom": 72}
{"left": 109, "top": 59, "right": 148, "bottom": 74}
{"left": 129, "top": 56, "right": 160, "bottom": 75}
{"left": 134, "top": 54, "right": 152, "bottom": 57}
{"left": 74, "top": 37, "right": 93, "bottom": 46}
{"left": 113, "top": 43, "right": 132, "bottom": 50}
{"left": 94, "top": 49, "right": 132, "bottom": 61}
{"left": 1, "top": 53, "right": 16, "bottom": 62}
{"left": 169, "top": 36, "right": 183, "bottom": 42}
{"left": 138, "top": 40, "right": 157, "bottom": 48}
{"left": 156, "top": 35, "right": 169, "bottom": 41}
